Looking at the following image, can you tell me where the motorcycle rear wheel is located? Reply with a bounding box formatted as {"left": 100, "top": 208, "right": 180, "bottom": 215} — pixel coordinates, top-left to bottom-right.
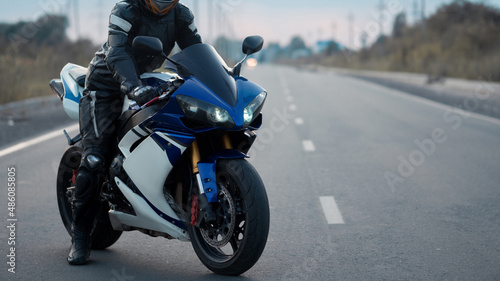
{"left": 189, "top": 159, "right": 270, "bottom": 276}
{"left": 56, "top": 143, "right": 122, "bottom": 250}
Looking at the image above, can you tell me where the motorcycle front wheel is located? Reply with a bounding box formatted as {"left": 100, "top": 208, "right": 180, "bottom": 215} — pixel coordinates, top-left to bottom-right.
{"left": 189, "top": 159, "right": 270, "bottom": 276}
{"left": 56, "top": 143, "right": 122, "bottom": 250}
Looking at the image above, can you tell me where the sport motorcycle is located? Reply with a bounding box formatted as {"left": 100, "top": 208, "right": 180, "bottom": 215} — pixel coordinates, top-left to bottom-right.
{"left": 49, "top": 36, "right": 270, "bottom": 276}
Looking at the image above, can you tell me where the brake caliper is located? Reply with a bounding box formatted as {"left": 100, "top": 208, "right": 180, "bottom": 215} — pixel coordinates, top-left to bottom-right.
{"left": 190, "top": 195, "right": 199, "bottom": 226}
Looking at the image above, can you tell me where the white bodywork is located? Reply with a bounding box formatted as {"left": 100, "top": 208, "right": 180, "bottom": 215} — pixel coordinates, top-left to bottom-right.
{"left": 60, "top": 63, "right": 85, "bottom": 120}
{"left": 114, "top": 128, "right": 189, "bottom": 241}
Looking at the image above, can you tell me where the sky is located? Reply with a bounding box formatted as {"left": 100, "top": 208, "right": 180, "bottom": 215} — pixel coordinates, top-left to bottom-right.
{"left": 1, "top": 0, "right": 497, "bottom": 49}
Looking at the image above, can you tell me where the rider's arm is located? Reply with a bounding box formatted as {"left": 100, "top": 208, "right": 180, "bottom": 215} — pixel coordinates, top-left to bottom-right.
{"left": 106, "top": 3, "right": 142, "bottom": 91}
{"left": 175, "top": 4, "right": 202, "bottom": 49}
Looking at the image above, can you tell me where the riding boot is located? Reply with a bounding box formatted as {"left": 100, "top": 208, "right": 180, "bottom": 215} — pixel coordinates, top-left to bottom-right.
{"left": 67, "top": 158, "right": 103, "bottom": 265}
{"left": 67, "top": 222, "right": 92, "bottom": 265}
{"left": 67, "top": 199, "right": 98, "bottom": 265}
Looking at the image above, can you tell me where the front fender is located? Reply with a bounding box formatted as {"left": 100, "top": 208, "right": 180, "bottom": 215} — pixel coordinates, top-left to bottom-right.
{"left": 197, "top": 150, "right": 247, "bottom": 203}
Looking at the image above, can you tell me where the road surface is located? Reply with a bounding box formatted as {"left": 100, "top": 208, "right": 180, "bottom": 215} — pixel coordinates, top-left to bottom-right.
{"left": 0, "top": 64, "right": 499, "bottom": 280}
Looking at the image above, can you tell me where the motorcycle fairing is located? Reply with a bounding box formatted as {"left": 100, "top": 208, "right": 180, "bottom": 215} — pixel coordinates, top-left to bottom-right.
{"left": 122, "top": 131, "right": 187, "bottom": 211}
{"left": 148, "top": 76, "right": 266, "bottom": 133}
{"left": 60, "top": 63, "right": 85, "bottom": 120}
{"left": 117, "top": 128, "right": 192, "bottom": 238}
{"left": 109, "top": 177, "right": 190, "bottom": 241}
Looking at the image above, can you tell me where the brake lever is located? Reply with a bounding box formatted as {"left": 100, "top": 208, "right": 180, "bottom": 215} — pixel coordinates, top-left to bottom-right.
{"left": 140, "top": 79, "right": 180, "bottom": 109}
{"left": 140, "top": 90, "right": 171, "bottom": 109}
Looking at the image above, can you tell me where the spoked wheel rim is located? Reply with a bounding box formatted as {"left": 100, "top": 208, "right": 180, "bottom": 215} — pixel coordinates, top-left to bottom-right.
{"left": 195, "top": 170, "right": 247, "bottom": 262}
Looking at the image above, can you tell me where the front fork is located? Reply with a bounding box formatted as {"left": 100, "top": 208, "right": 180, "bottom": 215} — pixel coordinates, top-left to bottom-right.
{"left": 189, "top": 134, "right": 235, "bottom": 226}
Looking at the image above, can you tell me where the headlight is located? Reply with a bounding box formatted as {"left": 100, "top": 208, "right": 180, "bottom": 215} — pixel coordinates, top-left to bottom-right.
{"left": 244, "top": 92, "right": 267, "bottom": 127}
{"left": 208, "top": 107, "right": 230, "bottom": 123}
{"left": 176, "top": 95, "right": 235, "bottom": 128}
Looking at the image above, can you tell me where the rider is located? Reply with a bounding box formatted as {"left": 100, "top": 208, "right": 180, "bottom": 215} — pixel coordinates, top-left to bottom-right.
{"left": 68, "top": 0, "right": 202, "bottom": 265}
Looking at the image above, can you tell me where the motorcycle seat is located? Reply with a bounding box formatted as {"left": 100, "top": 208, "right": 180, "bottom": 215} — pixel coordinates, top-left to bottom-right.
{"left": 68, "top": 66, "right": 88, "bottom": 88}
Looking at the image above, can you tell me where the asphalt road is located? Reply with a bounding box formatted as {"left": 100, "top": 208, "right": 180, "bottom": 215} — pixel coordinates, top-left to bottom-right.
{"left": 0, "top": 64, "right": 499, "bottom": 280}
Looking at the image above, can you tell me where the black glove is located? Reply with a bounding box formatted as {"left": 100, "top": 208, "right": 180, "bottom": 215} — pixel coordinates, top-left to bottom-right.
{"left": 128, "top": 86, "right": 158, "bottom": 107}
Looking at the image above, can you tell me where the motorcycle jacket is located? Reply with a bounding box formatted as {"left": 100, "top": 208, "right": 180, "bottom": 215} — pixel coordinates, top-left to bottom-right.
{"left": 85, "top": 0, "right": 202, "bottom": 94}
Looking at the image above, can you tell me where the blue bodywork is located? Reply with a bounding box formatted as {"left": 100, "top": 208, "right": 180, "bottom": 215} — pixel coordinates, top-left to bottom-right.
{"left": 136, "top": 44, "right": 265, "bottom": 204}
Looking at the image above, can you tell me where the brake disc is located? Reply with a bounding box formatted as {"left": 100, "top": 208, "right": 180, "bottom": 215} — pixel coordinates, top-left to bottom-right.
{"left": 200, "top": 185, "right": 236, "bottom": 247}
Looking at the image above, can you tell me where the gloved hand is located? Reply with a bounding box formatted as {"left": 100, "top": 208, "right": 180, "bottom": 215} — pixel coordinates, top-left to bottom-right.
{"left": 128, "top": 86, "right": 158, "bottom": 107}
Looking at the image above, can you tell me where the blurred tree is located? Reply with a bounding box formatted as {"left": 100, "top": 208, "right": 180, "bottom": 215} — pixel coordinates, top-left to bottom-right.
{"left": 0, "top": 14, "right": 97, "bottom": 104}
{"left": 288, "top": 35, "right": 307, "bottom": 52}
{"left": 392, "top": 12, "right": 407, "bottom": 38}
{"left": 34, "top": 15, "right": 69, "bottom": 46}
{"left": 323, "top": 41, "right": 341, "bottom": 56}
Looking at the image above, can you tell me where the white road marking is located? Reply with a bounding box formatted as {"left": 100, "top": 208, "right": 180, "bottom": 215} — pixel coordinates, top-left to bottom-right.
{"left": 278, "top": 70, "right": 290, "bottom": 96}
{"left": 295, "top": 118, "right": 304, "bottom": 125}
{"left": 319, "top": 196, "right": 345, "bottom": 224}
{"left": 289, "top": 104, "right": 297, "bottom": 111}
{"left": 302, "top": 140, "right": 316, "bottom": 152}
{"left": 0, "top": 123, "right": 79, "bottom": 158}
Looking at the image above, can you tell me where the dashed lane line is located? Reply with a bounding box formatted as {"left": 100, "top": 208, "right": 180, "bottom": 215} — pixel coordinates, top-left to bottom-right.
{"left": 319, "top": 196, "right": 345, "bottom": 224}
{"left": 302, "top": 140, "right": 316, "bottom": 152}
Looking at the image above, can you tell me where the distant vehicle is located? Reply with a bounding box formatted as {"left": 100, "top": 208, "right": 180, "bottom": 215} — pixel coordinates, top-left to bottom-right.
{"left": 246, "top": 58, "right": 258, "bottom": 68}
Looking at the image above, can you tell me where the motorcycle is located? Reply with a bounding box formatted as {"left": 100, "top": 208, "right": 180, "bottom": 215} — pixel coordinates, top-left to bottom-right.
{"left": 49, "top": 36, "right": 270, "bottom": 276}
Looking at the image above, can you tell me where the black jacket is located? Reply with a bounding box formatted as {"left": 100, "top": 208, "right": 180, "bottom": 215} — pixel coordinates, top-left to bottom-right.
{"left": 85, "top": 0, "right": 202, "bottom": 94}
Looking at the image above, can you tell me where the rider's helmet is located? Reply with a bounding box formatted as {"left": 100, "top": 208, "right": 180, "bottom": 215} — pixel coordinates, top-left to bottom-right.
{"left": 140, "top": 0, "right": 179, "bottom": 16}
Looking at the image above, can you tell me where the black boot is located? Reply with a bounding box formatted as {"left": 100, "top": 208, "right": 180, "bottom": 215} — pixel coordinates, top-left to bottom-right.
{"left": 67, "top": 225, "right": 91, "bottom": 265}
{"left": 67, "top": 161, "right": 102, "bottom": 265}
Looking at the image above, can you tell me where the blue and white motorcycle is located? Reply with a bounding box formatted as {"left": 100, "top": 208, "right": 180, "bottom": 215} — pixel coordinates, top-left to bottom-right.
{"left": 50, "top": 36, "right": 270, "bottom": 276}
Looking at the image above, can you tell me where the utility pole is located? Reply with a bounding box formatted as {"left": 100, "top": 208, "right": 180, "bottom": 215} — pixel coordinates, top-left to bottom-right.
{"left": 421, "top": 0, "right": 427, "bottom": 35}
{"left": 66, "top": 0, "right": 71, "bottom": 17}
{"left": 98, "top": 0, "right": 104, "bottom": 41}
{"left": 74, "top": 0, "right": 80, "bottom": 39}
{"left": 192, "top": 0, "right": 199, "bottom": 23}
{"left": 413, "top": 0, "right": 419, "bottom": 24}
{"left": 332, "top": 21, "right": 337, "bottom": 41}
{"left": 378, "top": 0, "right": 386, "bottom": 35}
{"left": 208, "top": 1, "right": 213, "bottom": 44}
{"left": 348, "top": 12, "right": 354, "bottom": 50}
{"left": 377, "top": 0, "right": 385, "bottom": 56}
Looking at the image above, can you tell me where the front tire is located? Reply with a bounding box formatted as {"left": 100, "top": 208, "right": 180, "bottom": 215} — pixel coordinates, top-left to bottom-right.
{"left": 189, "top": 159, "right": 270, "bottom": 276}
{"left": 56, "top": 144, "right": 122, "bottom": 250}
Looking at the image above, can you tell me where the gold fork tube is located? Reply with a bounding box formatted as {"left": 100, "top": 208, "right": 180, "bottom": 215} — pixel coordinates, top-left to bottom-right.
{"left": 191, "top": 140, "right": 200, "bottom": 174}
{"left": 222, "top": 134, "right": 232, "bottom": 149}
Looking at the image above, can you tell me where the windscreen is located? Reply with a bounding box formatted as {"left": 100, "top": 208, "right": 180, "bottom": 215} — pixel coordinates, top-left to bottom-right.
{"left": 165, "top": 44, "right": 237, "bottom": 107}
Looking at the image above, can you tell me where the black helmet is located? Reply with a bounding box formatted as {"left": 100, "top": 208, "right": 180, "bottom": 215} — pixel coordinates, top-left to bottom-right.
{"left": 141, "top": 0, "right": 179, "bottom": 16}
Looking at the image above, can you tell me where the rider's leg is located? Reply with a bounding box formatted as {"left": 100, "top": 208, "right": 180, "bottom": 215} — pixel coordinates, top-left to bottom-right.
{"left": 67, "top": 90, "right": 123, "bottom": 265}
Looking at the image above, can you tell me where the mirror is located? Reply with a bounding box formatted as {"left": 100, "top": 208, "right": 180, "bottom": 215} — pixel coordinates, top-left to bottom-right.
{"left": 132, "top": 36, "right": 165, "bottom": 57}
{"left": 242, "top": 36, "right": 264, "bottom": 55}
